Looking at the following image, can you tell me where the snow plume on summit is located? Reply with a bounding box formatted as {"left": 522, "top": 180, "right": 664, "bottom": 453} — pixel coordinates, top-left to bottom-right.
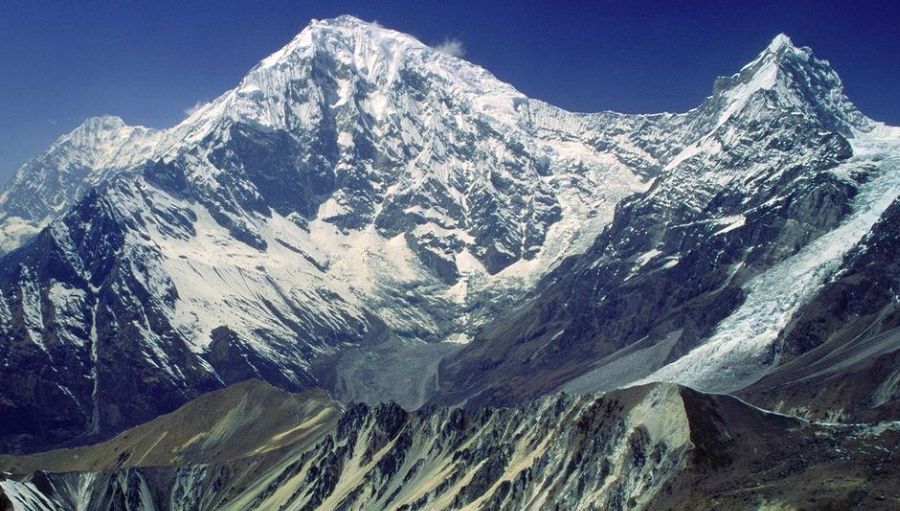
{"left": 434, "top": 37, "right": 465, "bottom": 57}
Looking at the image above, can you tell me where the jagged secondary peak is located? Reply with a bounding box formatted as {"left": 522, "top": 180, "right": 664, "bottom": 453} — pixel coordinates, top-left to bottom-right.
{"left": 68, "top": 115, "right": 127, "bottom": 137}
{"left": 708, "top": 33, "right": 869, "bottom": 133}
{"left": 54, "top": 115, "right": 156, "bottom": 158}
{"left": 0, "top": 115, "right": 158, "bottom": 237}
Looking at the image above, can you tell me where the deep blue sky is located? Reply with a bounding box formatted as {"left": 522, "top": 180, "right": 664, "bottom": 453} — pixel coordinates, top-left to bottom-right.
{"left": 1, "top": 0, "right": 898, "bottom": 182}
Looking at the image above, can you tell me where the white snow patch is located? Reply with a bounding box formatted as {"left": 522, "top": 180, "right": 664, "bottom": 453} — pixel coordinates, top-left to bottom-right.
{"left": 716, "top": 57, "right": 779, "bottom": 129}
{"left": 660, "top": 258, "right": 680, "bottom": 270}
{"left": 47, "top": 282, "right": 88, "bottom": 346}
{"left": 444, "top": 332, "right": 472, "bottom": 345}
{"left": 635, "top": 249, "right": 662, "bottom": 267}
{"left": 713, "top": 214, "right": 746, "bottom": 235}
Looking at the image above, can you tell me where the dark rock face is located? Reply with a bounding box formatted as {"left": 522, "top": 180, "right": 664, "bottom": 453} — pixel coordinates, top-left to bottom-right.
{"left": 204, "top": 326, "right": 317, "bottom": 390}
{"left": 403, "top": 232, "right": 462, "bottom": 284}
{"left": 217, "top": 123, "right": 339, "bottom": 220}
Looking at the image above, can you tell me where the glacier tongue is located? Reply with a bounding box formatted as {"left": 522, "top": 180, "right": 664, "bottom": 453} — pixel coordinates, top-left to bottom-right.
{"left": 641, "top": 132, "right": 900, "bottom": 392}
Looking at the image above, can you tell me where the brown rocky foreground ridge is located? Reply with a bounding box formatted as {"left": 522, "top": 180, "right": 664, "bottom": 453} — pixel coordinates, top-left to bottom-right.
{"left": 1, "top": 380, "right": 897, "bottom": 510}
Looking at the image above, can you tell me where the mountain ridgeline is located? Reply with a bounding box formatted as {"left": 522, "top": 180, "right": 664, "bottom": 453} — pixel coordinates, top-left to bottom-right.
{"left": 0, "top": 16, "right": 899, "bottom": 508}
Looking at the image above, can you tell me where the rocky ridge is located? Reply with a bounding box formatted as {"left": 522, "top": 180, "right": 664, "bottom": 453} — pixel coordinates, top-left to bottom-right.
{"left": 2, "top": 381, "right": 896, "bottom": 510}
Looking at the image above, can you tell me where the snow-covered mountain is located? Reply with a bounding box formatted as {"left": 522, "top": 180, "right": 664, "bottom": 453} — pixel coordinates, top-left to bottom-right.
{"left": 435, "top": 33, "right": 900, "bottom": 408}
{"left": 0, "top": 16, "right": 680, "bottom": 452}
{"left": 0, "top": 16, "right": 898, "bottom": 455}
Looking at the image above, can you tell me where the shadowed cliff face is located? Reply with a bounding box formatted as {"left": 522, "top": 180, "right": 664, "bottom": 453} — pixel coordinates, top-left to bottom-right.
{"left": 2, "top": 381, "right": 898, "bottom": 511}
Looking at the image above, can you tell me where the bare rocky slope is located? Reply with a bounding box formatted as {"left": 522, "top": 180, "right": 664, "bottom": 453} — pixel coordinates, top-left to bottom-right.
{"left": 1, "top": 380, "right": 897, "bottom": 510}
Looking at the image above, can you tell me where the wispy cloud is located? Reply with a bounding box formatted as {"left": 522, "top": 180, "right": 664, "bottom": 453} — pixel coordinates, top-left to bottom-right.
{"left": 434, "top": 38, "right": 465, "bottom": 58}
{"left": 184, "top": 100, "right": 209, "bottom": 117}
